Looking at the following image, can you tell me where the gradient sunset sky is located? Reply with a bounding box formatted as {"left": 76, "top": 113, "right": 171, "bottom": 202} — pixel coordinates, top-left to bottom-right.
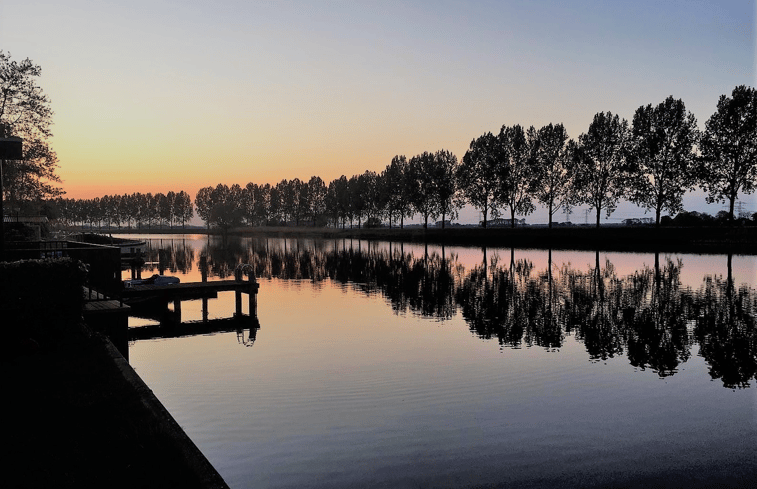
{"left": 1, "top": 0, "right": 755, "bottom": 221}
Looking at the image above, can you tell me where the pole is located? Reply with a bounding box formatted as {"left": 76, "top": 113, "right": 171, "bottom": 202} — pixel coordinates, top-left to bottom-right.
{"left": 1, "top": 156, "right": 4, "bottom": 261}
{"left": 0, "top": 127, "right": 24, "bottom": 261}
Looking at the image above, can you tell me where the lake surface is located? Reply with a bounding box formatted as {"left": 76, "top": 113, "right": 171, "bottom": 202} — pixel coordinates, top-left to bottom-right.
{"left": 125, "top": 234, "right": 757, "bottom": 488}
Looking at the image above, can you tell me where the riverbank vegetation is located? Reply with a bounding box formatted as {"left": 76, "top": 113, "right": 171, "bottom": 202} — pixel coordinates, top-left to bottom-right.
{"left": 3, "top": 53, "right": 754, "bottom": 236}
{"left": 47, "top": 87, "right": 756, "bottom": 234}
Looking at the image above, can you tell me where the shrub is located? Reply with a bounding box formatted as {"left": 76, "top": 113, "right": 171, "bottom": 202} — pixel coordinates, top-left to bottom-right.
{"left": 0, "top": 258, "right": 87, "bottom": 345}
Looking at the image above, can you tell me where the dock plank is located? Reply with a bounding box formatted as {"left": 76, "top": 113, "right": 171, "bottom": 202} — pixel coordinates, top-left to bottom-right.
{"left": 122, "top": 280, "right": 259, "bottom": 301}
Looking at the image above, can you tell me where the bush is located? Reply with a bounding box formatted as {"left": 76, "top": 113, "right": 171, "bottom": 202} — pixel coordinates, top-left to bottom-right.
{"left": 671, "top": 211, "right": 715, "bottom": 226}
{"left": 0, "top": 258, "right": 87, "bottom": 345}
{"left": 364, "top": 217, "right": 383, "bottom": 228}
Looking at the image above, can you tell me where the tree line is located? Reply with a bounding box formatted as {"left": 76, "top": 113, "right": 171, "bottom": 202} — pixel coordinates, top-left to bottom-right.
{"left": 46, "top": 86, "right": 757, "bottom": 231}
{"left": 192, "top": 86, "right": 755, "bottom": 230}
{"left": 2, "top": 51, "right": 755, "bottom": 231}
{"left": 54, "top": 191, "right": 193, "bottom": 229}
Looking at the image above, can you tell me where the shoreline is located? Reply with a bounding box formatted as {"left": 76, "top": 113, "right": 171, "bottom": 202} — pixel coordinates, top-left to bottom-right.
{"left": 71, "top": 225, "right": 757, "bottom": 254}
{"left": 6, "top": 318, "right": 229, "bottom": 489}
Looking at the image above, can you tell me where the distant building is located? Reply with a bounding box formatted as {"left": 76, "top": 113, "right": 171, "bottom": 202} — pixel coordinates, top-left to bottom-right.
{"left": 3, "top": 216, "right": 49, "bottom": 224}
{"left": 3, "top": 215, "right": 49, "bottom": 240}
{"left": 622, "top": 218, "right": 654, "bottom": 226}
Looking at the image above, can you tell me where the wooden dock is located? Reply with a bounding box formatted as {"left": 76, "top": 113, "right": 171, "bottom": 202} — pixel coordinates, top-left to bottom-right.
{"left": 129, "top": 316, "right": 260, "bottom": 341}
{"left": 122, "top": 280, "right": 259, "bottom": 302}
{"left": 82, "top": 286, "right": 131, "bottom": 359}
{"left": 122, "top": 278, "right": 259, "bottom": 324}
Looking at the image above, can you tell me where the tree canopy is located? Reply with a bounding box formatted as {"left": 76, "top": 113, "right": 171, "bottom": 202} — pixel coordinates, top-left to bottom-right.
{"left": 571, "top": 112, "right": 629, "bottom": 227}
{"left": 458, "top": 132, "right": 500, "bottom": 228}
{"left": 34, "top": 81, "right": 757, "bottom": 231}
{"left": 497, "top": 124, "right": 535, "bottom": 227}
{"left": 699, "top": 85, "right": 757, "bottom": 223}
{"left": 0, "top": 51, "right": 62, "bottom": 209}
{"left": 530, "top": 123, "right": 573, "bottom": 228}
{"left": 627, "top": 96, "right": 699, "bottom": 226}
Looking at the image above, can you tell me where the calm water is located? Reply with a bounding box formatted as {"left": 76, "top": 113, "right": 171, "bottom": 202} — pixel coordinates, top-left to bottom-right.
{"left": 125, "top": 234, "right": 757, "bottom": 488}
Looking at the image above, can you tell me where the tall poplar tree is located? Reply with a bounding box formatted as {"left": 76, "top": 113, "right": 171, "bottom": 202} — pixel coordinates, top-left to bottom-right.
{"left": 571, "top": 112, "right": 629, "bottom": 227}
{"left": 382, "top": 155, "right": 414, "bottom": 228}
{"left": 431, "top": 149, "right": 460, "bottom": 229}
{"left": 627, "top": 96, "right": 699, "bottom": 226}
{"left": 497, "top": 124, "right": 535, "bottom": 227}
{"left": 530, "top": 123, "right": 573, "bottom": 228}
{"left": 458, "top": 132, "right": 500, "bottom": 227}
{"left": 699, "top": 85, "right": 757, "bottom": 223}
{"left": 408, "top": 152, "right": 439, "bottom": 228}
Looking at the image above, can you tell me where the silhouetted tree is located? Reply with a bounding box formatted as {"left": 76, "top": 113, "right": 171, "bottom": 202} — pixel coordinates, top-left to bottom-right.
{"left": 195, "top": 186, "right": 214, "bottom": 229}
{"left": 571, "top": 112, "right": 629, "bottom": 227}
{"left": 306, "top": 175, "right": 327, "bottom": 225}
{"left": 175, "top": 190, "right": 193, "bottom": 228}
{"left": 278, "top": 178, "right": 305, "bottom": 225}
{"left": 348, "top": 174, "right": 368, "bottom": 227}
{"left": 531, "top": 123, "right": 573, "bottom": 228}
{"left": 253, "top": 183, "right": 270, "bottom": 225}
{"left": 268, "top": 184, "right": 282, "bottom": 224}
{"left": 627, "top": 96, "right": 699, "bottom": 226}
{"left": 326, "top": 176, "right": 350, "bottom": 228}
{"left": 209, "top": 183, "right": 243, "bottom": 234}
{"left": 134, "top": 192, "right": 149, "bottom": 228}
{"left": 382, "top": 155, "right": 415, "bottom": 228}
{"left": 241, "top": 182, "right": 258, "bottom": 226}
{"left": 431, "top": 149, "right": 460, "bottom": 228}
{"left": 458, "top": 132, "right": 501, "bottom": 227}
{"left": 0, "top": 51, "right": 62, "bottom": 208}
{"left": 359, "top": 170, "right": 382, "bottom": 224}
{"left": 156, "top": 192, "right": 171, "bottom": 227}
{"left": 408, "top": 152, "right": 440, "bottom": 228}
{"left": 699, "top": 85, "right": 757, "bottom": 224}
{"left": 497, "top": 125, "right": 535, "bottom": 227}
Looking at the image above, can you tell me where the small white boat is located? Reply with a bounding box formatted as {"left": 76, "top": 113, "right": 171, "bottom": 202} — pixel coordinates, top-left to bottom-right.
{"left": 124, "top": 274, "right": 180, "bottom": 288}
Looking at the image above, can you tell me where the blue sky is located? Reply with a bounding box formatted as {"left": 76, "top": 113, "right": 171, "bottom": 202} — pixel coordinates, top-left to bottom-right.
{"left": 1, "top": 0, "right": 755, "bottom": 222}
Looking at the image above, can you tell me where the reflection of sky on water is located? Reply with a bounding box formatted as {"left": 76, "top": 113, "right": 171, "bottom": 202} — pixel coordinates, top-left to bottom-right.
{"left": 122, "top": 234, "right": 757, "bottom": 388}
{"left": 119, "top": 234, "right": 757, "bottom": 290}
{"left": 129, "top": 259, "right": 756, "bottom": 489}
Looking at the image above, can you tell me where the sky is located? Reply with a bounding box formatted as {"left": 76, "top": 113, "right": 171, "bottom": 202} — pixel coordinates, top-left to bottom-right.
{"left": 1, "top": 0, "right": 755, "bottom": 223}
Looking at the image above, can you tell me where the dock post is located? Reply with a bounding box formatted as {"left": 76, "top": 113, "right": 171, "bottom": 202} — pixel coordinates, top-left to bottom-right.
{"left": 174, "top": 299, "right": 182, "bottom": 323}
{"left": 200, "top": 255, "right": 208, "bottom": 283}
{"left": 235, "top": 291, "right": 242, "bottom": 317}
{"left": 249, "top": 288, "right": 257, "bottom": 317}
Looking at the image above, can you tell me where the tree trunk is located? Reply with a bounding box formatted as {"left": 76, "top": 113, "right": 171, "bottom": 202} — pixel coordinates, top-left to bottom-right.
{"left": 654, "top": 251, "right": 660, "bottom": 287}
{"left": 655, "top": 207, "right": 661, "bottom": 227}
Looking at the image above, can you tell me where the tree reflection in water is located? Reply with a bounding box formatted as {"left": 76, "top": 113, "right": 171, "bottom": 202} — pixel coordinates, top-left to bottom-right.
{"left": 693, "top": 255, "right": 757, "bottom": 389}
{"left": 143, "top": 237, "right": 756, "bottom": 388}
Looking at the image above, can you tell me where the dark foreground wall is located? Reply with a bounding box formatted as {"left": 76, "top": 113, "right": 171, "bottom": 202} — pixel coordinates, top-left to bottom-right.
{"left": 2, "top": 258, "right": 229, "bottom": 488}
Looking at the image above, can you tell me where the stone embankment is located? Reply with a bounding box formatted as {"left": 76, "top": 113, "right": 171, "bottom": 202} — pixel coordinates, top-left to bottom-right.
{"left": 4, "top": 258, "right": 228, "bottom": 489}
